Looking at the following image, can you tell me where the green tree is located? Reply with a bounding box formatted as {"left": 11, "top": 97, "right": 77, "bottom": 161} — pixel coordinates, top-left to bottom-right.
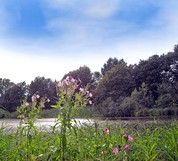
{"left": 1, "top": 82, "right": 27, "bottom": 112}
{"left": 94, "top": 63, "right": 134, "bottom": 116}
{"left": 29, "top": 77, "right": 56, "bottom": 108}
{"left": 91, "top": 71, "right": 102, "bottom": 89}
{"left": 63, "top": 66, "right": 93, "bottom": 88}
{"left": 101, "top": 58, "right": 127, "bottom": 76}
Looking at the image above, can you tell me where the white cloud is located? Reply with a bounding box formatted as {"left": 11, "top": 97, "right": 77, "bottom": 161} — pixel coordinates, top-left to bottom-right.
{"left": 0, "top": 0, "right": 178, "bottom": 84}
{"left": 44, "top": 0, "right": 121, "bottom": 19}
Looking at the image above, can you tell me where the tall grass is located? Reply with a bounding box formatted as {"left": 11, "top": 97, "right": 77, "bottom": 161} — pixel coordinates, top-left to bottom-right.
{"left": 0, "top": 119, "right": 178, "bottom": 160}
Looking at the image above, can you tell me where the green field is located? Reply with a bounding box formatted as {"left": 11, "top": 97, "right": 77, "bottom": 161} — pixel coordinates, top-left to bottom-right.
{"left": 0, "top": 119, "right": 178, "bottom": 161}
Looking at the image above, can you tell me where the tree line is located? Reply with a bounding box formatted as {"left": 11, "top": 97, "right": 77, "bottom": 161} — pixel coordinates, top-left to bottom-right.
{"left": 0, "top": 44, "right": 178, "bottom": 117}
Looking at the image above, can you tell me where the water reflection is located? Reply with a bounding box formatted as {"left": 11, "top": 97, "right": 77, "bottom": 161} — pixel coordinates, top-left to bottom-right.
{"left": 0, "top": 118, "right": 94, "bottom": 130}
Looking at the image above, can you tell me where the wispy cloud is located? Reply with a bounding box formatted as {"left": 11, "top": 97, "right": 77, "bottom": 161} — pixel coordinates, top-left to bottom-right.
{"left": 0, "top": 0, "right": 178, "bottom": 83}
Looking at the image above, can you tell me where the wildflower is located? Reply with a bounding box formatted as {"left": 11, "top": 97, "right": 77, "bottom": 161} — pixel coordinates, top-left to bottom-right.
{"left": 25, "top": 102, "right": 29, "bottom": 106}
{"left": 113, "top": 147, "right": 118, "bottom": 154}
{"left": 88, "top": 100, "right": 92, "bottom": 105}
{"left": 71, "top": 78, "right": 76, "bottom": 83}
{"left": 36, "top": 94, "right": 40, "bottom": 99}
{"left": 66, "top": 76, "right": 70, "bottom": 80}
{"left": 128, "top": 135, "right": 134, "bottom": 142}
{"left": 64, "top": 79, "right": 69, "bottom": 86}
{"left": 86, "top": 91, "right": 92, "bottom": 97}
{"left": 32, "top": 95, "right": 36, "bottom": 102}
{"left": 124, "top": 145, "right": 131, "bottom": 151}
{"left": 47, "top": 98, "right": 50, "bottom": 102}
{"left": 58, "top": 81, "right": 63, "bottom": 87}
{"left": 104, "top": 128, "right": 110, "bottom": 134}
{"left": 79, "top": 87, "right": 84, "bottom": 92}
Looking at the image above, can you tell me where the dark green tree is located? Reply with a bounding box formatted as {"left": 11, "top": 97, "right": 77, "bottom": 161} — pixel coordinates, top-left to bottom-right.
{"left": 63, "top": 65, "right": 93, "bottom": 88}
{"left": 1, "top": 81, "right": 27, "bottom": 112}
{"left": 94, "top": 63, "right": 134, "bottom": 116}
{"left": 0, "top": 78, "right": 14, "bottom": 111}
{"left": 91, "top": 71, "right": 102, "bottom": 89}
{"left": 29, "top": 77, "right": 56, "bottom": 108}
{"left": 101, "top": 58, "right": 126, "bottom": 76}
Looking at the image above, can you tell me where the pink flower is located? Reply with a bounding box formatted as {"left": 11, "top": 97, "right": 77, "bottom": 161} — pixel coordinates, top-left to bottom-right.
{"left": 71, "top": 78, "right": 76, "bottom": 83}
{"left": 64, "top": 79, "right": 69, "bottom": 86}
{"left": 32, "top": 95, "right": 36, "bottom": 102}
{"left": 36, "top": 94, "right": 40, "bottom": 99}
{"left": 79, "top": 87, "right": 84, "bottom": 92}
{"left": 88, "top": 100, "right": 92, "bottom": 105}
{"left": 113, "top": 147, "right": 118, "bottom": 154}
{"left": 25, "top": 102, "right": 29, "bottom": 106}
{"left": 58, "top": 81, "right": 63, "bottom": 87}
{"left": 124, "top": 145, "right": 131, "bottom": 151}
{"left": 47, "top": 98, "right": 50, "bottom": 102}
{"left": 86, "top": 91, "right": 92, "bottom": 97}
{"left": 128, "top": 135, "right": 134, "bottom": 142}
{"left": 104, "top": 128, "right": 110, "bottom": 134}
{"left": 66, "top": 76, "right": 70, "bottom": 80}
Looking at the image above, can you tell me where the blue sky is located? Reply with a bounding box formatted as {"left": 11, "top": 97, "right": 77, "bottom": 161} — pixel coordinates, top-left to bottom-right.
{"left": 0, "top": 0, "right": 178, "bottom": 84}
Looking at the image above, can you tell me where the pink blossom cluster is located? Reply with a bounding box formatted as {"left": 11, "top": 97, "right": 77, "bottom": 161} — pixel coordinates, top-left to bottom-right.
{"left": 31, "top": 94, "right": 40, "bottom": 102}
{"left": 26, "top": 94, "right": 50, "bottom": 108}
{"left": 102, "top": 128, "right": 134, "bottom": 155}
{"left": 57, "top": 76, "right": 92, "bottom": 105}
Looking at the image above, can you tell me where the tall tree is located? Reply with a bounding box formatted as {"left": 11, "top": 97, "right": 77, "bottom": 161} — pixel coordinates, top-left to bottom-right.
{"left": 63, "top": 66, "right": 93, "bottom": 88}
{"left": 94, "top": 63, "right": 134, "bottom": 105}
{"left": 91, "top": 71, "right": 102, "bottom": 89}
{"left": 29, "top": 77, "right": 56, "bottom": 108}
{"left": 101, "top": 58, "right": 126, "bottom": 76}
{"left": 1, "top": 81, "right": 27, "bottom": 112}
{"left": 0, "top": 78, "right": 14, "bottom": 111}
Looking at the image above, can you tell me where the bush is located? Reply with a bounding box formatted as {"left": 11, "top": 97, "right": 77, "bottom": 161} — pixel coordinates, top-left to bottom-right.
{"left": 119, "top": 97, "right": 138, "bottom": 117}
{"left": 162, "top": 108, "right": 178, "bottom": 116}
{"left": 0, "top": 108, "right": 10, "bottom": 118}
{"left": 40, "top": 108, "right": 59, "bottom": 118}
{"left": 135, "top": 108, "right": 149, "bottom": 117}
{"left": 148, "top": 108, "right": 162, "bottom": 116}
{"left": 97, "top": 97, "right": 122, "bottom": 117}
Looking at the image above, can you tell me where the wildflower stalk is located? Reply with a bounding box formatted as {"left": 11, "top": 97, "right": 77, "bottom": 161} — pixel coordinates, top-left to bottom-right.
{"left": 17, "top": 94, "right": 50, "bottom": 160}
{"left": 52, "top": 76, "right": 92, "bottom": 160}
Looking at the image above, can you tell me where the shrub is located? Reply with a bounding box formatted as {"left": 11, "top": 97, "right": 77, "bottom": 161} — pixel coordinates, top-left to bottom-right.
{"left": 135, "top": 108, "right": 149, "bottom": 117}
{"left": 97, "top": 97, "right": 122, "bottom": 117}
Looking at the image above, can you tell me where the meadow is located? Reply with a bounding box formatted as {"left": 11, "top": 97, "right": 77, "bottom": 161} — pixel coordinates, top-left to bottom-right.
{"left": 0, "top": 118, "right": 178, "bottom": 161}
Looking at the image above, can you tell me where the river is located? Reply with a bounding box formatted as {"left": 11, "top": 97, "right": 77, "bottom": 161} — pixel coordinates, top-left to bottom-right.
{"left": 0, "top": 118, "right": 95, "bottom": 130}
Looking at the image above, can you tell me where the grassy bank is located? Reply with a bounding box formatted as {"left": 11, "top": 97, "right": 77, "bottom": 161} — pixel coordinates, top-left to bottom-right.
{"left": 0, "top": 119, "right": 178, "bottom": 160}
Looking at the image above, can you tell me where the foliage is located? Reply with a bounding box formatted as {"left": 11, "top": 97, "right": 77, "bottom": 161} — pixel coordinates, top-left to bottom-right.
{"left": 1, "top": 119, "right": 178, "bottom": 160}
{"left": 101, "top": 57, "right": 126, "bottom": 76}
{"left": 94, "top": 64, "right": 134, "bottom": 105}
{"left": 0, "top": 108, "right": 10, "bottom": 118}
{"left": 0, "top": 80, "right": 27, "bottom": 112}
{"left": 50, "top": 76, "right": 92, "bottom": 160}
{"left": 63, "top": 66, "right": 93, "bottom": 88}
{"left": 16, "top": 94, "right": 50, "bottom": 160}
{"left": 29, "top": 76, "right": 56, "bottom": 109}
